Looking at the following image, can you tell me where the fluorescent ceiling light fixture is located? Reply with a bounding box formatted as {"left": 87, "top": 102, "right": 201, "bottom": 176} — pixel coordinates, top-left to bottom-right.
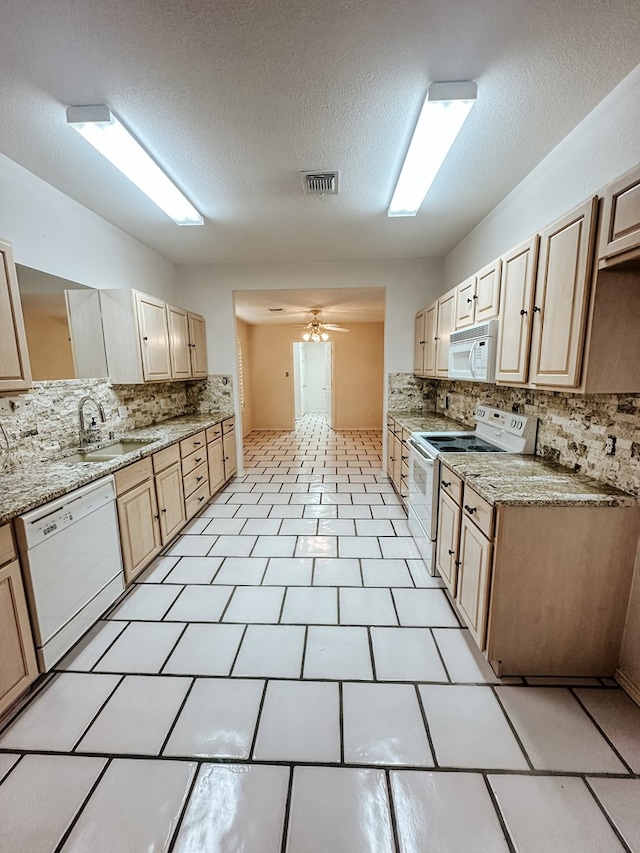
{"left": 388, "top": 80, "right": 477, "bottom": 217}
{"left": 66, "top": 105, "right": 203, "bottom": 226}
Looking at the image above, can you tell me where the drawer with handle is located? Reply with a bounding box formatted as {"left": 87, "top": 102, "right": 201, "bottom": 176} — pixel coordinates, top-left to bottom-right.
{"left": 183, "top": 460, "right": 209, "bottom": 498}
{"left": 439, "top": 467, "right": 463, "bottom": 505}
{"left": 180, "top": 431, "right": 206, "bottom": 459}
{"left": 185, "top": 481, "right": 209, "bottom": 520}
{"left": 182, "top": 448, "right": 207, "bottom": 476}
{"left": 461, "top": 483, "right": 494, "bottom": 538}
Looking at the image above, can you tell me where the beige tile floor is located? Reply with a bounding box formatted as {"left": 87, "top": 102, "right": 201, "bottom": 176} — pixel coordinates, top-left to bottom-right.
{"left": 1, "top": 412, "right": 640, "bottom": 851}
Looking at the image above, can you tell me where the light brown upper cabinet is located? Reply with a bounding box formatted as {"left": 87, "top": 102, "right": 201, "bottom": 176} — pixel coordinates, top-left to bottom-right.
{"left": 413, "top": 310, "right": 426, "bottom": 376}
{"left": 98, "top": 290, "right": 207, "bottom": 384}
{"left": 188, "top": 311, "right": 208, "bottom": 378}
{"left": 495, "top": 236, "right": 540, "bottom": 384}
{"left": 598, "top": 163, "right": 640, "bottom": 268}
{"left": 168, "top": 305, "right": 192, "bottom": 380}
{"left": 528, "top": 197, "right": 598, "bottom": 387}
{"left": 454, "top": 275, "right": 475, "bottom": 329}
{"left": 413, "top": 303, "right": 438, "bottom": 378}
{"left": 168, "top": 307, "right": 208, "bottom": 380}
{"left": 454, "top": 259, "right": 501, "bottom": 330}
{"left": 0, "top": 238, "right": 32, "bottom": 393}
{"left": 136, "top": 293, "right": 172, "bottom": 381}
{"left": 435, "top": 289, "right": 456, "bottom": 377}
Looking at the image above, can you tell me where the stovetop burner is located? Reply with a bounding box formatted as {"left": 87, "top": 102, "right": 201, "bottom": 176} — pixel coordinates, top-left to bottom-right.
{"left": 419, "top": 433, "right": 505, "bottom": 454}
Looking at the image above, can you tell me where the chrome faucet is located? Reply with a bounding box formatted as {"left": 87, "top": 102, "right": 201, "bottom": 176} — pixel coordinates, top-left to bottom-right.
{"left": 78, "top": 395, "right": 106, "bottom": 446}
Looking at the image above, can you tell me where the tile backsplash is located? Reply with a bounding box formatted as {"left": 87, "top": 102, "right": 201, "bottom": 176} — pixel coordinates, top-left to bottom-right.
{"left": 0, "top": 375, "right": 234, "bottom": 469}
{"left": 434, "top": 380, "right": 640, "bottom": 496}
{"left": 387, "top": 373, "right": 436, "bottom": 412}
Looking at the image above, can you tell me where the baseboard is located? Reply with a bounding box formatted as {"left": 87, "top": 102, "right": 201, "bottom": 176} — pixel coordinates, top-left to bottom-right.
{"left": 615, "top": 667, "right": 640, "bottom": 708}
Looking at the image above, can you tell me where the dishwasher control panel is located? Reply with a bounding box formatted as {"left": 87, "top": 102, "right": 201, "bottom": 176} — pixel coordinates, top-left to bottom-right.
{"left": 14, "top": 476, "right": 116, "bottom": 549}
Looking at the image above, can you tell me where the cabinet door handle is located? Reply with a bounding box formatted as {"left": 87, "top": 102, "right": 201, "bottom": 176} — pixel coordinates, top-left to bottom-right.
{"left": 455, "top": 560, "right": 461, "bottom": 567}
{"left": 464, "top": 504, "right": 477, "bottom": 515}
{"left": 448, "top": 549, "right": 455, "bottom": 555}
{"left": 520, "top": 309, "right": 527, "bottom": 316}
{"left": 195, "top": 457, "right": 203, "bottom": 463}
{"left": 142, "top": 336, "right": 148, "bottom": 341}
{"left": 198, "top": 496, "right": 205, "bottom": 502}
{"left": 472, "top": 294, "right": 478, "bottom": 300}
{"left": 193, "top": 441, "right": 202, "bottom": 445}
{"left": 401, "top": 455, "right": 408, "bottom": 461}
{"left": 441, "top": 480, "right": 451, "bottom": 487}
{"left": 533, "top": 306, "right": 541, "bottom": 313}
{"left": 161, "top": 508, "right": 167, "bottom": 513}
{"left": 467, "top": 297, "right": 472, "bottom": 304}
{"left": 154, "top": 514, "right": 160, "bottom": 520}
{"left": 196, "top": 476, "right": 203, "bottom": 482}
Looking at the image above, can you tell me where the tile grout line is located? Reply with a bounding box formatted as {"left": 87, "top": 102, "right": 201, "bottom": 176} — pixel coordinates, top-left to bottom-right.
{"left": 70, "top": 674, "right": 126, "bottom": 753}
{"left": 570, "top": 687, "right": 636, "bottom": 775}
{"left": 52, "top": 757, "right": 113, "bottom": 853}
{"left": 481, "top": 773, "right": 518, "bottom": 853}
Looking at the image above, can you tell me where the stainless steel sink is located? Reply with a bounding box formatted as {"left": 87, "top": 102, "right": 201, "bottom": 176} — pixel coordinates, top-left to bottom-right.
{"left": 63, "top": 440, "right": 152, "bottom": 463}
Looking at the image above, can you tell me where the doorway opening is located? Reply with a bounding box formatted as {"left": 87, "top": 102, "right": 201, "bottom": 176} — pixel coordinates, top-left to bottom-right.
{"left": 293, "top": 340, "right": 333, "bottom": 428}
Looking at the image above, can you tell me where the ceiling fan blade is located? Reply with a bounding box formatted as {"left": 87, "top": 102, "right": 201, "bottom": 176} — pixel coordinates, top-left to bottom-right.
{"left": 322, "top": 324, "right": 350, "bottom": 332}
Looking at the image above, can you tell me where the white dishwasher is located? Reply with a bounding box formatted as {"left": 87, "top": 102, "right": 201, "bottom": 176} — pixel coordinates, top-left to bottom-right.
{"left": 14, "top": 475, "right": 124, "bottom": 672}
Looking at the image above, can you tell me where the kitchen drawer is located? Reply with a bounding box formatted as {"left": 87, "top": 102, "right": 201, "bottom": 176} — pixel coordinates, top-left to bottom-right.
{"left": 206, "top": 423, "right": 223, "bottom": 443}
{"left": 152, "top": 442, "right": 180, "bottom": 473}
{"left": 222, "top": 417, "right": 235, "bottom": 435}
{"left": 180, "top": 431, "right": 206, "bottom": 458}
{"left": 440, "top": 467, "right": 463, "bottom": 505}
{"left": 114, "top": 457, "right": 153, "bottom": 495}
{"left": 461, "top": 483, "right": 494, "bottom": 538}
{"left": 182, "top": 447, "right": 208, "bottom": 476}
{"left": 0, "top": 523, "right": 16, "bottom": 566}
{"left": 185, "top": 481, "right": 209, "bottom": 519}
{"left": 183, "top": 460, "right": 209, "bottom": 498}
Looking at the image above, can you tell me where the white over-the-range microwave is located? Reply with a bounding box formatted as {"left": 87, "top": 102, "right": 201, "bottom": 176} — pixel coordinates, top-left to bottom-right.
{"left": 448, "top": 318, "right": 498, "bottom": 383}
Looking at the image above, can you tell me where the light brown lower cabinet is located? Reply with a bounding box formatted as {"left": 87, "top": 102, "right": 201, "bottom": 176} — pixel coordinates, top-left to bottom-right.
{"left": 207, "top": 434, "right": 225, "bottom": 496}
{"left": 436, "top": 462, "right": 640, "bottom": 676}
{"left": 154, "top": 459, "right": 186, "bottom": 543}
{"left": 222, "top": 417, "right": 237, "bottom": 479}
{"left": 115, "top": 459, "right": 162, "bottom": 585}
{"left": 181, "top": 431, "right": 210, "bottom": 521}
{"left": 0, "top": 524, "right": 38, "bottom": 716}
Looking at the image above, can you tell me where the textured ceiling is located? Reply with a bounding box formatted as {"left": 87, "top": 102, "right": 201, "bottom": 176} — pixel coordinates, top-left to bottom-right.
{"left": 234, "top": 287, "right": 386, "bottom": 325}
{"left": 1, "top": 1, "right": 639, "bottom": 266}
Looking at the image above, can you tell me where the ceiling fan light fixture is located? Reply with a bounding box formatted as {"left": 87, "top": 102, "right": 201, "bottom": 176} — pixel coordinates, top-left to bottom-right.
{"left": 388, "top": 80, "right": 477, "bottom": 217}
{"left": 66, "top": 105, "right": 204, "bottom": 226}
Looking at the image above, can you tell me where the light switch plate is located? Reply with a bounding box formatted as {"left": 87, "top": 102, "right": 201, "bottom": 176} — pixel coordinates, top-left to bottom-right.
{"left": 117, "top": 406, "right": 128, "bottom": 418}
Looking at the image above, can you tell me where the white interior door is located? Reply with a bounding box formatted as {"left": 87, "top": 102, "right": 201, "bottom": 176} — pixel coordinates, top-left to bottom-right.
{"left": 324, "top": 341, "right": 333, "bottom": 428}
{"left": 304, "top": 344, "right": 326, "bottom": 412}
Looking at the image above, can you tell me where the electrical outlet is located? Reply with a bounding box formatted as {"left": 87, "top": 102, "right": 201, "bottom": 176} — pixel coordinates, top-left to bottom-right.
{"left": 0, "top": 398, "right": 22, "bottom": 414}
{"left": 160, "top": 399, "right": 168, "bottom": 409}
{"left": 117, "top": 406, "right": 128, "bottom": 419}
{"left": 605, "top": 435, "right": 617, "bottom": 456}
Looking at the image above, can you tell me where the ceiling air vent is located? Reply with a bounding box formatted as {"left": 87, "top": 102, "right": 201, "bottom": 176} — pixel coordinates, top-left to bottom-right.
{"left": 301, "top": 171, "right": 339, "bottom": 195}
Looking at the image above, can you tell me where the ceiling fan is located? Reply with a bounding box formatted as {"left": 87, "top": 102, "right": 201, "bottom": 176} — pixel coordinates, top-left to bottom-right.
{"left": 298, "top": 310, "right": 350, "bottom": 341}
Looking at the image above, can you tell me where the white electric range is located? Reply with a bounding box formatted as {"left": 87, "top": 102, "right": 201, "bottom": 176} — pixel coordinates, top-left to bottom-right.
{"left": 406, "top": 406, "right": 538, "bottom": 575}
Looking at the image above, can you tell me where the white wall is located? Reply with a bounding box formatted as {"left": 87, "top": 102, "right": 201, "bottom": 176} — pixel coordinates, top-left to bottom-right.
{"left": 178, "top": 258, "right": 443, "bottom": 380}
{"left": 0, "top": 152, "right": 176, "bottom": 301}
{"left": 444, "top": 63, "right": 640, "bottom": 288}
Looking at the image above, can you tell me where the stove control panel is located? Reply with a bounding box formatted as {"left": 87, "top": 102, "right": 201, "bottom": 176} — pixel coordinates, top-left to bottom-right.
{"left": 474, "top": 406, "right": 538, "bottom": 453}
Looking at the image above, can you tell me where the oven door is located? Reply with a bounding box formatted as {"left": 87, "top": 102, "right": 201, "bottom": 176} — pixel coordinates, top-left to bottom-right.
{"left": 407, "top": 442, "right": 439, "bottom": 575}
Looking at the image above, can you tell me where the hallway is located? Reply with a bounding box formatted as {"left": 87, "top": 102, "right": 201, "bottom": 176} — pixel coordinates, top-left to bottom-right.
{"left": 0, "top": 415, "right": 639, "bottom": 851}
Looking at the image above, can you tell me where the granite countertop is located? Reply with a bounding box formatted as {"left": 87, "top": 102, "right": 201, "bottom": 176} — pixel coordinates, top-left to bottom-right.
{"left": 0, "top": 412, "right": 234, "bottom": 525}
{"left": 441, "top": 454, "right": 640, "bottom": 508}
{"left": 387, "top": 411, "right": 471, "bottom": 433}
